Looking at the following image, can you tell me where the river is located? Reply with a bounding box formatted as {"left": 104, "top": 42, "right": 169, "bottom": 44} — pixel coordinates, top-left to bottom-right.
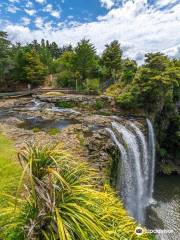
{"left": 146, "top": 175, "right": 180, "bottom": 240}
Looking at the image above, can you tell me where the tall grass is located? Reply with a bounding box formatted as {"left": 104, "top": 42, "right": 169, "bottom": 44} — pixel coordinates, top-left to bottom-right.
{"left": 1, "top": 143, "right": 153, "bottom": 240}
{"left": 0, "top": 134, "right": 22, "bottom": 239}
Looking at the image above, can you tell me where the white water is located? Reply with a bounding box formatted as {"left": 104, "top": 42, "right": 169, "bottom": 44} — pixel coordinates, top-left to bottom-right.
{"left": 107, "top": 119, "right": 156, "bottom": 224}
{"left": 146, "top": 119, "right": 156, "bottom": 203}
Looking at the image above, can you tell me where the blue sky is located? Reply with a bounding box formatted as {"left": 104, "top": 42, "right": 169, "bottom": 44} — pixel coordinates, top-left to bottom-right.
{"left": 0, "top": 0, "right": 180, "bottom": 62}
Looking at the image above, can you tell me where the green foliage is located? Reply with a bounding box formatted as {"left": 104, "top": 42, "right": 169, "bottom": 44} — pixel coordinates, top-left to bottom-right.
{"left": 0, "top": 134, "right": 21, "bottom": 204}
{"left": 47, "top": 128, "right": 59, "bottom": 135}
{"left": 56, "top": 70, "right": 74, "bottom": 88}
{"left": 102, "top": 40, "right": 122, "bottom": 81}
{"left": 84, "top": 78, "right": 100, "bottom": 92}
{"left": 116, "top": 84, "right": 142, "bottom": 109}
{"left": 94, "top": 99, "right": 104, "bottom": 110}
{"left": 98, "top": 110, "right": 112, "bottom": 116}
{"left": 121, "top": 58, "right": 137, "bottom": 83}
{"left": 160, "top": 162, "right": 179, "bottom": 175}
{"left": 159, "top": 148, "right": 168, "bottom": 158}
{"left": 1, "top": 144, "right": 152, "bottom": 240}
{"left": 56, "top": 100, "right": 76, "bottom": 108}
{"left": 38, "top": 45, "right": 53, "bottom": 73}
{"left": 0, "top": 31, "right": 12, "bottom": 85}
{"left": 157, "top": 112, "right": 180, "bottom": 164}
{"left": 0, "top": 134, "right": 22, "bottom": 239}
{"left": 14, "top": 49, "right": 47, "bottom": 86}
{"left": 32, "top": 127, "right": 41, "bottom": 133}
{"left": 53, "top": 51, "right": 76, "bottom": 88}
{"left": 106, "top": 82, "right": 124, "bottom": 97}
{"left": 72, "top": 39, "right": 97, "bottom": 81}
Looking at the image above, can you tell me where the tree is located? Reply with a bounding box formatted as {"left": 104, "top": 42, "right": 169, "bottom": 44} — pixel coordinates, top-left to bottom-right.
{"left": 0, "top": 31, "right": 12, "bottom": 85}
{"left": 13, "top": 49, "right": 47, "bottom": 86}
{"left": 54, "top": 51, "right": 75, "bottom": 88}
{"left": 121, "top": 58, "right": 137, "bottom": 83}
{"left": 72, "top": 39, "right": 97, "bottom": 82}
{"left": 101, "top": 40, "right": 122, "bottom": 81}
{"left": 134, "top": 53, "right": 177, "bottom": 112}
{"left": 49, "top": 42, "right": 61, "bottom": 59}
{"left": 39, "top": 43, "right": 53, "bottom": 73}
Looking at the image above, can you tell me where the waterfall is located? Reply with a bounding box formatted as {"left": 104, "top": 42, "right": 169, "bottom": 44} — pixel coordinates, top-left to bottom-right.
{"left": 146, "top": 119, "right": 156, "bottom": 203}
{"left": 107, "top": 118, "right": 156, "bottom": 224}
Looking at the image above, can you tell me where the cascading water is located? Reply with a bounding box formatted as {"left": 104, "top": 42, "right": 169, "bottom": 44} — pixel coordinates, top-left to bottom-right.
{"left": 146, "top": 119, "right": 156, "bottom": 203}
{"left": 107, "top": 118, "right": 156, "bottom": 224}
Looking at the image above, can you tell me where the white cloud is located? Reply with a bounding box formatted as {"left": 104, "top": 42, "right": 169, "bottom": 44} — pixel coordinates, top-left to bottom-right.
{"left": 22, "top": 17, "right": 31, "bottom": 26}
{"left": 44, "top": 21, "right": 53, "bottom": 31}
{"left": 34, "top": 17, "right": 44, "bottom": 29}
{"left": 155, "top": 0, "right": 178, "bottom": 8}
{"left": 51, "top": 10, "right": 60, "bottom": 18}
{"left": 26, "top": 1, "right": 33, "bottom": 8}
{"left": 100, "top": 0, "right": 115, "bottom": 9}
{"left": 25, "top": 9, "right": 36, "bottom": 16}
{"left": 3, "top": 0, "right": 180, "bottom": 62}
{"left": 35, "top": 0, "right": 46, "bottom": 4}
{"left": 44, "top": 4, "right": 53, "bottom": 12}
{"left": 43, "top": 4, "right": 61, "bottom": 18}
{"left": 163, "top": 44, "right": 180, "bottom": 59}
{"left": 7, "top": 5, "right": 19, "bottom": 13}
{"left": 8, "top": 0, "right": 19, "bottom": 2}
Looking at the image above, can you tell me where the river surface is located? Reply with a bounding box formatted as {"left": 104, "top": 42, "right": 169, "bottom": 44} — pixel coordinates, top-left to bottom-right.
{"left": 146, "top": 176, "right": 180, "bottom": 240}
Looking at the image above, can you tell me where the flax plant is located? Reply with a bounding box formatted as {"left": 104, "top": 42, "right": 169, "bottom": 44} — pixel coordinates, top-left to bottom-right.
{"left": 1, "top": 143, "right": 153, "bottom": 240}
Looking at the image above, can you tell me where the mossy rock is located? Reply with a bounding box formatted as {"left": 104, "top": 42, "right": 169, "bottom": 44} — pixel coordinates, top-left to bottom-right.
{"left": 47, "top": 128, "right": 59, "bottom": 135}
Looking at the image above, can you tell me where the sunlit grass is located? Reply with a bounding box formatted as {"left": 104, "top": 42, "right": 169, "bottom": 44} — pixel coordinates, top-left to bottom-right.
{"left": 44, "top": 92, "right": 65, "bottom": 97}
{"left": 0, "top": 134, "right": 22, "bottom": 239}
{"left": 0, "top": 134, "right": 22, "bottom": 207}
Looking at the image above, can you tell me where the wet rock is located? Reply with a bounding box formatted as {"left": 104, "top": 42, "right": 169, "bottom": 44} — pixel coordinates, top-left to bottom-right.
{"left": 3, "top": 117, "right": 24, "bottom": 126}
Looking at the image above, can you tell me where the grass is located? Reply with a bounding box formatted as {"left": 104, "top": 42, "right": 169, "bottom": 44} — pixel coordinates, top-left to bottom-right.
{"left": 56, "top": 100, "right": 76, "bottom": 108}
{"left": 0, "top": 134, "right": 22, "bottom": 207}
{"left": 32, "top": 127, "right": 41, "bottom": 133}
{"left": 0, "top": 133, "right": 22, "bottom": 239}
{"left": 94, "top": 99, "right": 104, "bottom": 110}
{"left": 45, "top": 92, "right": 65, "bottom": 97}
{"left": 47, "top": 127, "right": 60, "bottom": 135}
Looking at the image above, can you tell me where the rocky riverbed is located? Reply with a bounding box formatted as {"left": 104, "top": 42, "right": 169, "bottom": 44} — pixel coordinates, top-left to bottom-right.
{"left": 0, "top": 95, "right": 149, "bottom": 185}
{"left": 0, "top": 96, "right": 121, "bottom": 182}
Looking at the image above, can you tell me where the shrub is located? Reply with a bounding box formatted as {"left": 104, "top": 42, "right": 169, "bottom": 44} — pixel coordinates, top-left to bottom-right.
{"left": 84, "top": 78, "right": 100, "bottom": 92}
{"left": 56, "top": 100, "right": 76, "bottom": 108}
{"left": 56, "top": 71, "right": 75, "bottom": 88}
{"left": 47, "top": 128, "right": 59, "bottom": 135}
{"left": 160, "top": 162, "right": 179, "bottom": 175}
{"left": 115, "top": 84, "right": 142, "bottom": 109}
{"left": 32, "top": 127, "right": 41, "bottom": 133}
{"left": 1, "top": 144, "right": 152, "bottom": 240}
{"left": 106, "top": 82, "right": 124, "bottom": 98}
{"left": 94, "top": 99, "right": 104, "bottom": 110}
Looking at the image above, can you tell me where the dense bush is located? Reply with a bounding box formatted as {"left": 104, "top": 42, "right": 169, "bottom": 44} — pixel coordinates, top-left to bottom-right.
{"left": 55, "top": 100, "right": 76, "bottom": 108}
{"left": 56, "top": 71, "right": 75, "bottom": 88}
{"left": 84, "top": 78, "right": 100, "bottom": 92}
